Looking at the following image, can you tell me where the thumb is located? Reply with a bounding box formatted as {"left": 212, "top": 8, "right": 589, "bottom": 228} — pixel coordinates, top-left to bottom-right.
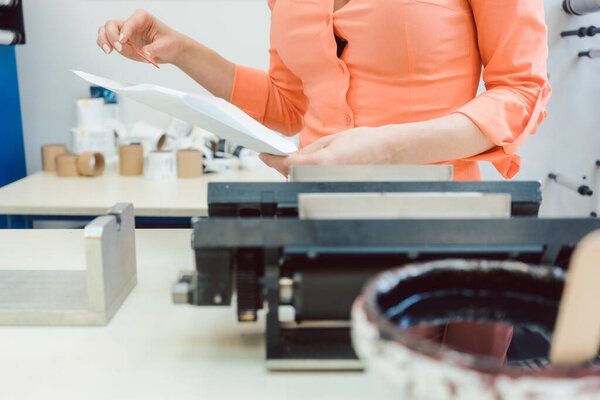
{"left": 142, "top": 38, "right": 170, "bottom": 61}
{"left": 119, "top": 9, "right": 152, "bottom": 43}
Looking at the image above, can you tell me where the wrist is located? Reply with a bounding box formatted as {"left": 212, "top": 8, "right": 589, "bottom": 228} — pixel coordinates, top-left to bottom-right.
{"left": 377, "top": 124, "right": 411, "bottom": 164}
{"left": 171, "top": 34, "right": 203, "bottom": 67}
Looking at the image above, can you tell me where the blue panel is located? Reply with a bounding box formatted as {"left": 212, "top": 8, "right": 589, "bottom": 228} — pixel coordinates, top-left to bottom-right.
{"left": 0, "top": 46, "right": 27, "bottom": 188}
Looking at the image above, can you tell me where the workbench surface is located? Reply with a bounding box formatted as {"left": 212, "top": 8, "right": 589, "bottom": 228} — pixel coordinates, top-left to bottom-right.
{"left": 0, "top": 229, "right": 394, "bottom": 399}
{"left": 0, "top": 168, "right": 284, "bottom": 217}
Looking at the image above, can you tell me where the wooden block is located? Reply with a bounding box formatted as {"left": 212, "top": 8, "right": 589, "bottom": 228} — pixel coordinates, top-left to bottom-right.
{"left": 289, "top": 165, "right": 454, "bottom": 182}
{"left": 550, "top": 230, "right": 600, "bottom": 366}
{"left": 298, "top": 192, "right": 511, "bottom": 220}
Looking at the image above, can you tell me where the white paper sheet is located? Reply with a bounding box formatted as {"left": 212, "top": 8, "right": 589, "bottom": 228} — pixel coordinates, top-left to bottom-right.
{"left": 73, "top": 71, "right": 298, "bottom": 156}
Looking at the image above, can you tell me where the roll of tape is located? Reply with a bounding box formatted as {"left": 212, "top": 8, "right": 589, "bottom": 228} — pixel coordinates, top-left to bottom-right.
{"left": 56, "top": 154, "right": 80, "bottom": 177}
{"left": 77, "top": 152, "right": 106, "bottom": 176}
{"left": 119, "top": 144, "right": 144, "bottom": 176}
{"left": 156, "top": 133, "right": 177, "bottom": 151}
{"left": 145, "top": 151, "right": 177, "bottom": 180}
{"left": 70, "top": 126, "right": 115, "bottom": 156}
{"left": 177, "top": 150, "right": 203, "bottom": 178}
{"left": 204, "top": 158, "right": 238, "bottom": 174}
{"left": 129, "top": 121, "right": 164, "bottom": 156}
{"left": 166, "top": 118, "right": 193, "bottom": 138}
{"left": 41, "top": 144, "right": 67, "bottom": 172}
{"left": 76, "top": 98, "right": 105, "bottom": 129}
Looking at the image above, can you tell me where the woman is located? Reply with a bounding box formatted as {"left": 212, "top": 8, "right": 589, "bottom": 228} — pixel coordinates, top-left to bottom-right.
{"left": 97, "top": 0, "right": 550, "bottom": 181}
{"left": 99, "top": 1, "right": 549, "bottom": 360}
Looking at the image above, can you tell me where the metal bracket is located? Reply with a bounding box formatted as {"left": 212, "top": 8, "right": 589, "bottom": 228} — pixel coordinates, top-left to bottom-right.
{"left": 0, "top": 203, "right": 137, "bottom": 325}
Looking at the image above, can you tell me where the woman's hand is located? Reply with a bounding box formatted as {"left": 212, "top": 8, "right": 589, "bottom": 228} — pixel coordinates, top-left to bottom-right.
{"left": 97, "top": 9, "right": 189, "bottom": 65}
{"left": 259, "top": 114, "right": 496, "bottom": 177}
{"left": 97, "top": 9, "right": 235, "bottom": 100}
{"left": 260, "top": 126, "right": 396, "bottom": 177}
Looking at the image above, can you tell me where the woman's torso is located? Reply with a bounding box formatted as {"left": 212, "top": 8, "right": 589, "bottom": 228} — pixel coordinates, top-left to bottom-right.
{"left": 270, "top": 0, "right": 483, "bottom": 179}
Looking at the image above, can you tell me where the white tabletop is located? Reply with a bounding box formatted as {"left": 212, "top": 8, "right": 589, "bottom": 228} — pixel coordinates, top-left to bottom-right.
{"left": 0, "top": 168, "right": 284, "bottom": 217}
{"left": 0, "top": 229, "right": 395, "bottom": 399}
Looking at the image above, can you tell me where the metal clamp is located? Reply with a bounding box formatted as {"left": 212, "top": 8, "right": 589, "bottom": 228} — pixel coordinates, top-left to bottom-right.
{"left": 172, "top": 270, "right": 198, "bottom": 305}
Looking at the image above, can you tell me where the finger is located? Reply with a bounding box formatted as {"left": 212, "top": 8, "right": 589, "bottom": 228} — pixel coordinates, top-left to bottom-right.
{"left": 97, "top": 26, "right": 112, "bottom": 54}
{"left": 105, "top": 19, "right": 124, "bottom": 52}
{"left": 141, "top": 38, "right": 169, "bottom": 62}
{"left": 259, "top": 153, "right": 289, "bottom": 177}
{"left": 284, "top": 152, "right": 320, "bottom": 176}
{"left": 120, "top": 9, "right": 153, "bottom": 44}
{"left": 297, "top": 135, "right": 334, "bottom": 154}
{"left": 259, "top": 153, "right": 284, "bottom": 168}
{"left": 286, "top": 152, "right": 320, "bottom": 168}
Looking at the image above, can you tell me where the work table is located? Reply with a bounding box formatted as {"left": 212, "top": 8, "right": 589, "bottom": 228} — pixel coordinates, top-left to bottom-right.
{"left": 0, "top": 167, "right": 284, "bottom": 218}
{"left": 0, "top": 229, "right": 394, "bottom": 399}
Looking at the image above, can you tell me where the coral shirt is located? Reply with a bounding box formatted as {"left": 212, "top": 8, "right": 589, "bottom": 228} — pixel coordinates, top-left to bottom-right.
{"left": 230, "top": 0, "right": 551, "bottom": 180}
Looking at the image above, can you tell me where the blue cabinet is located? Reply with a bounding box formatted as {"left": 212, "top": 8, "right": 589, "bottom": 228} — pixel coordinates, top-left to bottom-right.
{"left": 0, "top": 46, "right": 26, "bottom": 188}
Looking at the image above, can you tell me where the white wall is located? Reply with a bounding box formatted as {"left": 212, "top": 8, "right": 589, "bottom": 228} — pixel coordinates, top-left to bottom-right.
{"left": 480, "top": 0, "right": 600, "bottom": 218}
{"left": 14, "top": 0, "right": 600, "bottom": 216}
{"left": 15, "top": 0, "right": 271, "bottom": 169}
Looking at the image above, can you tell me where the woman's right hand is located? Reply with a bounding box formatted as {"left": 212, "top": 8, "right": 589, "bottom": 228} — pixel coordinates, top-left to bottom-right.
{"left": 97, "top": 9, "right": 188, "bottom": 65}
{"left": 97, "top": 9, "right": 235, "bottom": 100}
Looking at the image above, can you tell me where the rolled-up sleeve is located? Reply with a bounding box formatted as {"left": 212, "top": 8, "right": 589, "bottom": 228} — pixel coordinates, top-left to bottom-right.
{"left": 455, "top": 0, "right": 551, "bottom": 179}
{"left": 230, "top": 0, "right": 308, "bottom": 136}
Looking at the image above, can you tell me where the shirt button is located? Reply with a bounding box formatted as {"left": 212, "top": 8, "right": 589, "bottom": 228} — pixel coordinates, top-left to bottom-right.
{"left": 344, "top": 114, "right": 352, "bottom": 126}
{"left": 325, "top": 15, "right": 331, "bottom": 25}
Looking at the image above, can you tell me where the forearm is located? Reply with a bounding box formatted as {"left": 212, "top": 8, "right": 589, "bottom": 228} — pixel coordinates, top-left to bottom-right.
{"left": 259, "top": 113, "right": 496, "bottom": 176}
{"left": 380, "top": 113, "right": 495, "bottom": 164}
{"left": 173, "top": 36, "right": 235, "bottom": 101}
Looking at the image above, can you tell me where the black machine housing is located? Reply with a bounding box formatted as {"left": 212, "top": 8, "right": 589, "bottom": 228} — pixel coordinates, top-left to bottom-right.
{"left": 182, "top": 181, "right": 600, "bottom": 369}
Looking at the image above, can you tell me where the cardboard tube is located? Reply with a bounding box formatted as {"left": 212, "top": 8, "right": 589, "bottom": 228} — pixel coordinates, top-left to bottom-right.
{"left": 56, "top": 154, "right": 80, "bottom": 177}
{"left": 77, "top": 152, "right": 105, "bottom": 176}
{"left": 41, "top": 144, "right": 67, "bottom": 172}
{"left": 177, "top": 149, "right": 204, "bottom": 178}
{"left": 119, "top": 144, "right": 144, "bottom": 176}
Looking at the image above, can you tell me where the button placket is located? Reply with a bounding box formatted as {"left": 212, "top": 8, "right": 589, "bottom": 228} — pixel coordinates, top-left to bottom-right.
{"left": 326, "top": 9, "right": 352, "bottom": 129}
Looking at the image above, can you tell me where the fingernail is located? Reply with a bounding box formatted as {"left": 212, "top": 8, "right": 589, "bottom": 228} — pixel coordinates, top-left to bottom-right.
{"left": 113, "top": 41, "right": 122, "bottom": 52}
{"left": 102, "top": 44, "right": 111, "bottom": 54}
{"left": 119, "top": 33, "right": 125, "bottom": 42}
{"left": 145, "top": 51, "right": 152, "bottom": 58}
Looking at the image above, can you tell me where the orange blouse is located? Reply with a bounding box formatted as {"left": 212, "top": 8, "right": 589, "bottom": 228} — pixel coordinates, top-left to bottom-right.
{"left": 230, "top": 0, "right": 551, "bottom": 180}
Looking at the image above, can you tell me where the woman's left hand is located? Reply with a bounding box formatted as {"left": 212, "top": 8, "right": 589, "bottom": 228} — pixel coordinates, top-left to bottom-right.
{"left": 259, "top": 126, "right": 396, "bottom": 176}
{"left": 259, "top": 114, "right": 497, "bottom": 177}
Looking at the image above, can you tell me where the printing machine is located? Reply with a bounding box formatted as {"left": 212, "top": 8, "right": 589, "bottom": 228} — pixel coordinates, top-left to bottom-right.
{"left": 172, "top": 179, "right": 600, "bottom": 370}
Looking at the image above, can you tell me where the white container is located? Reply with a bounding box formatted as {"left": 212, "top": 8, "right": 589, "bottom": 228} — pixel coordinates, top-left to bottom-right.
{"left": 76, "top": 98, "right": 105, "bottom": 129}
{"left": 71, "top": 127, "right": 116, "bottom": 157}
{"left": 144, "top": 151, "right": 177, "bottom": 180}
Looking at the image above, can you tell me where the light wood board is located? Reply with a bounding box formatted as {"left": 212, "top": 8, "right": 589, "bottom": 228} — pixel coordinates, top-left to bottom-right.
{"left": 0, "top": 168, "right": 284, "bottom": 217}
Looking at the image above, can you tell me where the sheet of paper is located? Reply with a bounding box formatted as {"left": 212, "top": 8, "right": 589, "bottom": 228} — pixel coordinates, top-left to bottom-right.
{"left": 73, "top": 71, "right": 298, "bottom": 156}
